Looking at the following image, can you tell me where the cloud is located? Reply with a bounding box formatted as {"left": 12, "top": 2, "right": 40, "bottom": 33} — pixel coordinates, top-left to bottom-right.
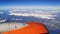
{"left": 0, "top": 12, "right": 4, "bottom": 14}
{"left": 8, "top": 10, "right": 56, "bottom": 19}
{"left": 11, "top": 18, "right": 22, "bottom": 20}
{"left": 0, "top": 6, "right": 60, "bottom": 10}
{"left": 0, "top": 19, "right": 6, "bottom": 23}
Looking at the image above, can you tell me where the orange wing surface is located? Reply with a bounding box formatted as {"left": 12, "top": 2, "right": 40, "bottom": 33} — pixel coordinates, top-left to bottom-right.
{"left": 2, "top": 22, "right": 48, "bottom": 34}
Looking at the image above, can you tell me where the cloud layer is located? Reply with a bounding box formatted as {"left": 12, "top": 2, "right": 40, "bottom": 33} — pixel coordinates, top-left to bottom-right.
{"left": 8, "top": 9, "right": 57, "bottom": 19}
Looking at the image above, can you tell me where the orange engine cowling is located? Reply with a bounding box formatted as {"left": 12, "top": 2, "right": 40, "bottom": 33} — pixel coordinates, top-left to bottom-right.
{"left": 2, "top": 22, "right": 48, "bottom": 34}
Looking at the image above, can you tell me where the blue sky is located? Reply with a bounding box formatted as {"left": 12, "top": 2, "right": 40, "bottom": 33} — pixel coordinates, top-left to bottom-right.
{"left": 0, "top": 0, "right": 60, "bottom": 6}
{"left": 0, "top": 0, "right": 60, "bottom": 10}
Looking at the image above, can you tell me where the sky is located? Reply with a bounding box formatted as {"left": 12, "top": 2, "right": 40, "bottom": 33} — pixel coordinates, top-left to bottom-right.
{"left": 0, "top": 0, "right": 60, "bottom": 9}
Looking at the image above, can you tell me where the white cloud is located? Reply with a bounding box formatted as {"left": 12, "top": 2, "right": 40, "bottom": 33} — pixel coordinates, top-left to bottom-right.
{"left": 0, "top": 6, "right": 60, "bottom": 10}
{"left": 11, "top": 18, "right": 22, "bottom": 20}
{"left": 0, "top": 12, "right": 4, "bottom": 14}
{"left": 0, "top": 20, "right": 6, "bottom": 22}
{"left": 8, "top": 10, "right": 56, "bottom": 19}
